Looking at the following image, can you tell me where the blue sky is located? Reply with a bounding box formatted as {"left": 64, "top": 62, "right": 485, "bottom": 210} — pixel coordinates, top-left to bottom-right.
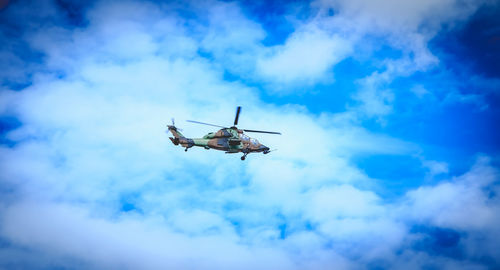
{"left": 0, "top": 0, "right": 499, "bottom": 269}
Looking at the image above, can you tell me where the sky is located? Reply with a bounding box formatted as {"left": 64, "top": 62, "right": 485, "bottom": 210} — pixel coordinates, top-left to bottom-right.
{"left": 0, "top": 0, "right": 499, "bottom": 269}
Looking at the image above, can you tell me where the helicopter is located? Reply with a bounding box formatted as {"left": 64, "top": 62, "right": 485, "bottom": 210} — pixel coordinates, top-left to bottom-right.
{"left": 167, "top": 106, "right": 281, "bottom": 160}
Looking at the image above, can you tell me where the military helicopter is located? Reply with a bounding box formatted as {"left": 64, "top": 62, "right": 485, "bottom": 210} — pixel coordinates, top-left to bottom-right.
{"left": 167, "top": 106, "right": 281, "bottom": 160}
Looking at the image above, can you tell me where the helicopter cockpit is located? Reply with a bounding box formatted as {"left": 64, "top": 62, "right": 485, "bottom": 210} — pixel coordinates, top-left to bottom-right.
{"left": 239, "top": 134, "right": 248, "bottom": 141}
{"left": 239, "top": 133, "right": 259, "bottom": 145}
{"left": 240, "top": 134, "right": 249, "bottom": 141}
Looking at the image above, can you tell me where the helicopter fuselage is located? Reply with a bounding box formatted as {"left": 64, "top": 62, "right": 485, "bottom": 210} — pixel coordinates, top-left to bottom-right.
{"left": 168, "top": 126, "right": 270, "bottom": 156}
{"left": 167, "top": 106, "right": 278, "bottom": 160}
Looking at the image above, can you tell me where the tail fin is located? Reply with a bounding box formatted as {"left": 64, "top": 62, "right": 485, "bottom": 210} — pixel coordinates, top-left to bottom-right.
{"left": 168, "top": 125, "right": 185, "bottom": 139}
{"left": 167, "top": 124, "right": 185, "bottom": 146}
{"left": 167, "top": 124, "right": 194, "bottom": 148}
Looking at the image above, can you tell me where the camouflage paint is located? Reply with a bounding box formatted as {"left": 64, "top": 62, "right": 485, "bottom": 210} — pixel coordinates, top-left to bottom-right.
{"left": 167, "top": 125, "right": 271, "bottom": 158}
{"left": 168, "top": 106, "right": 278, "bottom": 160}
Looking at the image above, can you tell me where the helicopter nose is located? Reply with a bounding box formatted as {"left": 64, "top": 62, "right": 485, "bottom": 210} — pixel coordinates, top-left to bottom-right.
{"left": 260, "top": 145, "right": 270, "bottom": 153}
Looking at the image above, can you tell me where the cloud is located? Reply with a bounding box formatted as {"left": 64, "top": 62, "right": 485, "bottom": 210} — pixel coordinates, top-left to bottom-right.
{"left": 3, "top": 151, "right": 497, "bottom": 269}
{"left": 411, "top": 84, "right": 430, "bottom": 99}
{"left": 405, "top": 156, "right": 499, "bottom": 230}
{"left": 351, "top": 71, "right": 395, "bottom": 120}
{"left": 402, "top": 156, "right": 500, "bottom": 265}
{"left": 0, "top": 0, "right": 499, "bottom": 269}
{"left": 256, "top": 26, "right": 352, "bottom": 86}
{"left": 1, "top": 201, "right": 297, "bottom": 270}
{"left": 300, "top": 0, "right": 489, "bottom": 118}
{"left": 200, "top": 1, "right": 266, "bottom": 76}
{"left": 422, "top": 159, "right": 449, "bottom": 177}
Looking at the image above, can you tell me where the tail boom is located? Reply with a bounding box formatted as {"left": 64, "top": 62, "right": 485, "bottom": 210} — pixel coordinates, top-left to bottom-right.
{"left": 168, "top": 125, "right": 193, "bottom": 148}
{"left": 167, "top": 125, "right": 211, "bottom": 150}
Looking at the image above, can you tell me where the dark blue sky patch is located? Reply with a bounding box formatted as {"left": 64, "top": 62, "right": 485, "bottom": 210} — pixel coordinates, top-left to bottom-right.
{"left": 0, "top": 116, "right": 21, "bottom": 135}
{"left": 258, "top": 58, "right": 372, "bottom": 115}
{"left": 54, "top": 0, "right": 94, "bottom": 27}
{"left": 430, "top": 2, "right": 500, "bottom": 79}
{"left": 354, "top": 154, "right": 426, "bottom": 198}
{"left": 366, "top": 260, "right": 393, "bottom": 270}
{"left": 453, "top": 3, "right": 500, "bottom": 78}
{"left": 0, "top": 236, "right": 12, "bottom": 249}
{"left": 120, "top": 201, "right": 136, "bottom": 212}
{"left": 222, "top": 69, "right": 240, "bottom": 82}
{"left": 486, "top": 184, "right": 498, "bottom": 200}
{"left": 0, "top": 1, "right": 58, "bottom": 89}
{"left": 0, "top": 1, "right": 62, "bottom": 30}
{"left": 0, "top": 117, "right": 21, "bottom": 147}
{"left": 410, "top": 225, "right": 463, "bottom": 260}
{"left": 1, "top": 0, "right": 94, "bottom": 29}
{"left": 391, "top": 90, "right": 499, "bottom": 150}
{"left": 278, "top": 222, "right": 287, "bottom": 239}
{"left": 0, "top": 32, "right": 44, "bottom": 89}
{"left": 394, "top": 98, "right": 499, "bottom": 154}
{"left": 362, "top": 67, "right": 500, "bottom": 176}
{"left": 1, "top": 79, "right": 34, "bottom": 91}
{"left": 236, "top": 0, "right": 310, "bottom": 46}
{"left": 119, "top": 192, "right": 142, "bottom": 213}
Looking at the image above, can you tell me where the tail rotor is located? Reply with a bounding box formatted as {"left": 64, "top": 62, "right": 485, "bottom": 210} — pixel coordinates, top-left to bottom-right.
{"left": 167, "top": 118, "right": 182, "bottom": 131}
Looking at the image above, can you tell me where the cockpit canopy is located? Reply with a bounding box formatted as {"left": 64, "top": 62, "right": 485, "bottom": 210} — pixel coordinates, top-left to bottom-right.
{"left": 240, "top": 133, "right": 259, "bottom": 145}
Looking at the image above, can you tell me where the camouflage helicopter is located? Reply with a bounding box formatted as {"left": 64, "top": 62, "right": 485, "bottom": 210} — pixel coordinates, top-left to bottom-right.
{"left": 167, "top": 107, "right": 281, "bottom": 160}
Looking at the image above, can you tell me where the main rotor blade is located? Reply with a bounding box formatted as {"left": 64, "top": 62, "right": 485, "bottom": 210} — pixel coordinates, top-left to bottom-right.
{"left": 186, "top": 120, "right": 227, "bottom": 129}
{"left": 234, "top": 106, "right": 241, "bottom": 126}
{"left": 243, "top": 129, "right": 281, "bottom": 135}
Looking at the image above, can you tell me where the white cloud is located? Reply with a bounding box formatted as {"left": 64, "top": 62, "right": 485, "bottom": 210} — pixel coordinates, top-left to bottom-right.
{"left": 256, "top": 26, "right": 352, "bottom": 86}
{"left": 301, "top": 0, "right": 487, "bottom": 118}
{"left": 411, "top": 84, "right": 430, "bottom": 98}
{"left": 0, "top": 0, "right": 499, "bottom": 269}
{"left": 422, "top": 159, "right": 449, "bottom": 177}
{"left": 402, "top": 156, "right": 500, "bottom": 262}
{"left": 405, "top": 156, "right": 499, "bottom": 230}
{"left": 1, "top": 201, "right": 298, "bottom": 270}
{"left": 200, "top": 1, "right": 266, "bottom": 76}
{"left": 352, "top": 71, "right": 395, "bottom": 120}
